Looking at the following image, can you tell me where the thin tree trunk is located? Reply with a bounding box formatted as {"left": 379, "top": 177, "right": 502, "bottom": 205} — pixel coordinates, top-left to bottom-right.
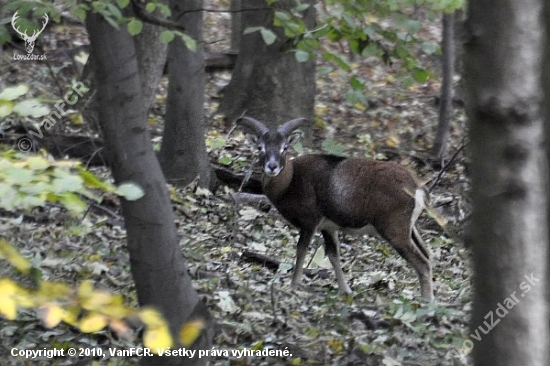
{"left": 464, "top": 0, "right": 549, "bottom": 365}
{"left": 159, "top": 0, "right": 212, "bottom": 189}
{"left": 86, "top": 12, "right": 212, "bottom": 366}
{"left": 431, "top": 12, "right": 455, "bottom": 159}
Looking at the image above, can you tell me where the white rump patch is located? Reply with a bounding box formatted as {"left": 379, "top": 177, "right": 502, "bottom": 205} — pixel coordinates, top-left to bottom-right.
{"left": 411, "top": 188, "right": 426, "bottom": 231}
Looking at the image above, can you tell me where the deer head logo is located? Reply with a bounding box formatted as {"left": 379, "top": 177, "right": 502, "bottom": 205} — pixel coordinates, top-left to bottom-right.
{"left": 11, "top": 11, "right": 49, "bottom": 54}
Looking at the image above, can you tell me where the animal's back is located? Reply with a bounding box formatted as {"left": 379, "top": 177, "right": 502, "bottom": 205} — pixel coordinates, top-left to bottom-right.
{"left": 306, "top": 156, "right": 418, "bottom": 229}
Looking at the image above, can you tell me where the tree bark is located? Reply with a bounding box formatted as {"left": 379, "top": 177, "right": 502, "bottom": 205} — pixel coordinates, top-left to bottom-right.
{"left": 218, "top": 0, "right": 316, "bottom": 130}
{"left": 134, "top": 4, "right": 168, "bottom": 115}
{"left": 86, "top": 12, "right": 212, "bottom": 366}
{"left": 159, "top": 0, "right": 212, "bottom": 189}
{"left": 464, "top": 0, "right": 549, "bottom": 365}
{"left": 230, "top": 0, "right": 242, "bottom": 51}
{"left": 430, "top": 12, "right": 455, "bottom": 159}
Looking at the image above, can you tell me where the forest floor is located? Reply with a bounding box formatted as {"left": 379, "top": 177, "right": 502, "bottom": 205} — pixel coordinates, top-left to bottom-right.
{"left": 0, "top": 5, "right": 471, "bottom": 366}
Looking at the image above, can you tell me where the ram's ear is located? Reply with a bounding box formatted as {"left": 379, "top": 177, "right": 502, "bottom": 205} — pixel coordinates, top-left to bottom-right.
{"left": 286, "top": 131, "right": 302, "bottom": 146}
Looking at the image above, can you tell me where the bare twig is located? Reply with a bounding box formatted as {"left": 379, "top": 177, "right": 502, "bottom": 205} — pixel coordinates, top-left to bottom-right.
{"left": 428, "top": 141, "right": 467, "bottom": 194}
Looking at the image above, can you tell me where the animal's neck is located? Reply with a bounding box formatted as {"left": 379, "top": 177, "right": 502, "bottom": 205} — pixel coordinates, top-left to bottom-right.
{"left": 263, "top": 156, "right": 293, "bottom": 202}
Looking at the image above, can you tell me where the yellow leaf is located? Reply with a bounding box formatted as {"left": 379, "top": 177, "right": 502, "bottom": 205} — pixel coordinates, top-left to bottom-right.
{"left": 385, "top": 134, "right": 400, "bottom": 148}
{"left": 290, "top": 358, "right": 302, "bottom": 365}
{"left": 77, "top": 281, "right": 94, "bottom": 298}
{"left": 0, "top": 278, "right": 18, "bottom": 296}
{"left": 79, "top": 312, "right": 108, "bottom": 333}
{"left": 327, "top": 339, "right": 344, "bottom": 354}
{"left": 179, "top": 318, "right": 205, "bottom": 347}
{"left": 14, "top": 286, "right": 34, "bottom": 308}
{"left": 251, "top": 340, "right": 263, "bottom": 351}
{"left": 0, "top": 239, "right": 31, "bottom": 274}
{"left": 144, "top": 325, "right": 173, "bottom": 351}
{"left": 39, "top": 303, "right": 65, "bottom": 328}
{"left": 68, "top": 113, "right": 83, "bottom": 125}
{"left": 139, "top": 308, "right": 167, "bottom": 328}
{"left": 0, "top": 297, "right": 17, "bottom": 319}
{"left": 101, "top": 294, "right": 130, "bottom": 319}
{"left": 62, "top": 306, "right": 80, "bottom": 326}
{"left": 38, "top": 281, "right": 70, "bottom": 300}
{"left": 78, "top": 281, "right": 112, "bottom": 311}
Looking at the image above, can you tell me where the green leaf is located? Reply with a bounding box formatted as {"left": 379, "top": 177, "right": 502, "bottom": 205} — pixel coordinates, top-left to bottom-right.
{"left": 157, "top": 3, "right": 171, "bottom": 16}
{"left": 52, "top": 175, "right": 84, "bottom": 193}
{"left": 403, "top": 19, "right": 422, "bottom": 34}
{"left": 274, "top": 11, "right": 290, "bottom": 22}
{"left": 13, "top": 100, "right": 50, "bottom": 118}
{"left": 178, "top": 33, "right": 197, "bottom": 51}
{"left": 127, "top": 19, "right": 143, "bottom": 36}
{"left": 4, "top": 166, "right": 34, "bottom": 184}
{"left": 318, "top": 66, "right": 334, "bottom": 75}
{"left": 295, "top": 50, "right": 310, "bottom": 62}
{"left": 412, "top": 68, "right": 430, "bottom": 83}
{"left": 58, "top": 193, "right": 87, "bottom": 214}
{"left": 74, "top": 5, "right": 88, "bottom": 22}
{"left": 345, "top": 89, "right": 367, "bottom": 106}
{"left": 106, "top": 3, "right": 123, "bottom": 20}
{"left": 206, "top": 137, "right": 226, "bottom": 150}
{"left": 115, "top": 182, "right": 145, "bottom": 201}
{"left": 0, "top": 100, "right": 13, "bottom": 118}
{"left": 361, "top": 43, "right": 379, "bottom": 58}
{"left": 0, "top": 85, "right": 29, "bottom": 101}
{"left": 421, "top": 41, "right": 439, "bottom": 55}
{"left": 260, "top": 28, "right": 277, "bottom": 45}
{"left": 102, "top": 13, "right": 120, "bottom": 30}
{"left": 350, "top": 76, "right": 364, "bottom": 90}
{"left": 116, "top": 0, "right": 130, "bottom": 9}
{"left": 322, "top": 138, "right": 349, "bottom": 157}
{"left": 323, "top": 52, "right": 351, "bottom": 72}
{"left": 218, "top": 155, "right": 232, "bottom": 165}
{"left": 79, "top": 170, "right": 115, "bottom": 192}
{"left": 145, "top": 2, "right": 156, "bottom": 12}
{"left": 26, "top": 156, "right": 49, "bottom": 170}
{"left": 160, "top": 30, "right": 175, "bottom": 43}
{"left": 243, "top": 26, "right": 262, "bottom": 35}
{"left": 402, "top": 78, "right": 414, "bottom": 89}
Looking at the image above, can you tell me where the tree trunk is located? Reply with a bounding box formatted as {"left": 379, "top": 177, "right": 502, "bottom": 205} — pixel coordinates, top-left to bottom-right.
{"left": 464, "top": 0, "right": 549, "bottom": 365}
{"left": 430, "top": 12, "right": 455, "bottom": 159}
{"left": 134, "top": 4, "right": 168, "bottom": 114}
{"left": 81, "top": 5, "right": 167, "bottom": 133}
{"left": 86, "top": 12, "right": 213, "bottom": 366}
{"left": 218, "top": 0, "right": 316, "bottom": 130}
{"left": 159, "top": 0, "right": 212, "bottom": 189}
{"left": 230, "top": 0, "right": 242, "bottom": 51}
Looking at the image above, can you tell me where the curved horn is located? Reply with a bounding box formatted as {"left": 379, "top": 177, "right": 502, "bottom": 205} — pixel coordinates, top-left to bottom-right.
{"left": 236, "top": 116, "right": 269, "bottom": 136}
{"left": 277, "top": 118, "right": 309, "bottom": 137}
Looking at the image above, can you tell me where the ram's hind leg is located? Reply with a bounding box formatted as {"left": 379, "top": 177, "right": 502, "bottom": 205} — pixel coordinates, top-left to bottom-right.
{"left": 379, "top": 217, "right": 433, "bottom": 301}
{"left": 321, "top": 229, "right": 353, "bottom": 295}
